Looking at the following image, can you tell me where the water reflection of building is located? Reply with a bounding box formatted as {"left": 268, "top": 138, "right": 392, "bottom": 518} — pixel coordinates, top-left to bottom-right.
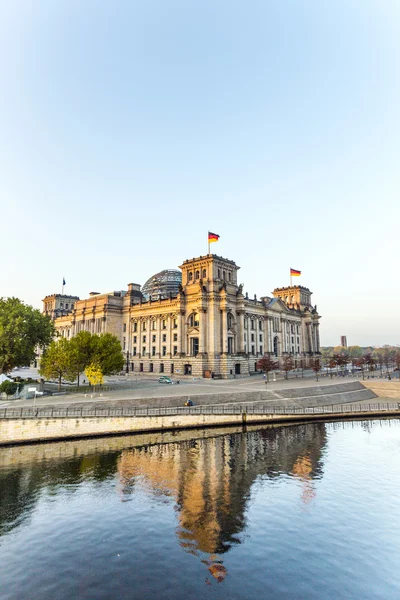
{"left": 118, "top": 423, "right": 328, "bottom": 555}
{"left": 0, "top": 423, "right": 327, "bottom": 547}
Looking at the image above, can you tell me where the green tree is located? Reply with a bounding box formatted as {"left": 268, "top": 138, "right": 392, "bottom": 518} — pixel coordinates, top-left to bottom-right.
{"left": 256, "top": 355, "right": 279, "bottom": 382}
{"left": 69, "top": 331, "right": 95, "bottom": 387}
{"left": 0, "top": 380, "right": 18, "bottom": 398}
{"left": 39, "top": 338, "right": 76, "bottom": 391}
{"left": 92, "top": 333, "right": 124, "bottom": 375}
{"left": 347, "top": 346, "right": 363, "bottom": 359}
{"left": 0, "top": 297, "right": 54, "bottom": 374}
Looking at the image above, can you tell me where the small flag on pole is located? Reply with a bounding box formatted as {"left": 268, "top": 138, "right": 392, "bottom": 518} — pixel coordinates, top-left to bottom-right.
{"left": 208, "top": 232, "right": 219, "bottom": 243}
{"left": 208, "top": 231, "right": 219, "bottom": 254}
{"left": 63, "top": 278, "right": 66, "bottom": 286}
{"left": 290, "top": 268, "right": 301, "bottom": 286}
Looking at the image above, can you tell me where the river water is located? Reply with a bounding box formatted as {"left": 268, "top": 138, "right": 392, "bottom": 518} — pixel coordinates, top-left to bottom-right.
{"left": 1, "top": 419, "right": 399, "bottom": 599}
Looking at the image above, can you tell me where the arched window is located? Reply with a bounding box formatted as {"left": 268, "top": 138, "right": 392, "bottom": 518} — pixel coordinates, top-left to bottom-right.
{"left": 259, "top": 320, "right": 262, "bottom": 330}
{"left": 202, "top": 269, "right": 206, "bottom": 278}
{"left": 273, "top": 336, "right": 279, "bottom": 356}
{"left": 286, "top": 296, "right": 289, "bottom": 303}
{"left": 251, "top": 319, "right": 255, "bottom": 330}
{"left": 291, "top": 295, "right": 296, "bottom": 304}
{"left": 189, "top": 313, "right": 199, "bottom": 327}
{"left": 188, "top": 271, "right": 193, "bottom": 281}
{"left": 195, "top": 270, "right": 200, "bottom": 280}
{"left": 223, "top": 271, "right": 226, "bottom": 280}
{"left": 218, "top": 268, "right": 221, "bottom": 279}
{"left": 228, "top": 272, "right": 231, "bottom": 281}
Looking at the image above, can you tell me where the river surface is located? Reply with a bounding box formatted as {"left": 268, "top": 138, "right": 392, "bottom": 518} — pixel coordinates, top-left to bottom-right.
{"left": 1, "top": 419, "right": 399, "bottom": 599}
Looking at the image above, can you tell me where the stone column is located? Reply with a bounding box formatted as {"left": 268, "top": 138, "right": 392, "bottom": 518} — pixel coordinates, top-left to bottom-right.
{"left": 157, "top": 317, "right": 162, "bottom": 357}
{"left": 199, "top": 309, "right": 207, "bottom": 354}
{"left": 178, "top": 311, "right": 185, "bottom": 355}
{"left": 316, "top": 323, "right": 320, "bottom": 352}
{"left": 221, "top": 309, "right": 228, "bottom": 354}
{"left": 237, "top": 311, "right": 245, "bottom": 353}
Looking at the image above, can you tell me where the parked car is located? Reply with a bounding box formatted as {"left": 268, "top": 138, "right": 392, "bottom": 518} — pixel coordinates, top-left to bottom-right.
{"left": 159, "top": 376, "right": 172, "bottom": 384}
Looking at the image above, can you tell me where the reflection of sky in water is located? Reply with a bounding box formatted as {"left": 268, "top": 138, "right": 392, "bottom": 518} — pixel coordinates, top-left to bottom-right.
{"left": 0, "top": 420, "right": 399, "bottom": 600}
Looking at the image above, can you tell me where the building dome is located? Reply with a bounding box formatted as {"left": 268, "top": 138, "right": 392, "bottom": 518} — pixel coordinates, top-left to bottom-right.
{"left": 141, "top": 269, "right": 182, "bottom": 300}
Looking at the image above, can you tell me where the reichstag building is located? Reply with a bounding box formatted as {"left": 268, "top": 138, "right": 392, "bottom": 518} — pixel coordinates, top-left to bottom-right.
{"left": 42, "top": 253, "right": 321, "bottom": 378}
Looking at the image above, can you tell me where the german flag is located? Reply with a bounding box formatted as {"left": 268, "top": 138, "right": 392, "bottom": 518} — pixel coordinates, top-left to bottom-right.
{"left": 208, "top": 232, "right": 220, "bottom": 243}
{"left": 290, "top": 268, "right": 301, "bottom": 276}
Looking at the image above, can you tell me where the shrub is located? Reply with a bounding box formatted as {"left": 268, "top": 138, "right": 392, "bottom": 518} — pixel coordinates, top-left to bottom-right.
{"left": 0, "top": 380, "right": 18, "bottom": 397}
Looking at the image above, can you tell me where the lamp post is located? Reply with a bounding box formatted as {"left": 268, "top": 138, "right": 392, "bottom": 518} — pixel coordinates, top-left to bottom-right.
{"left": 126, "top": 350, "right": 130, "bottom": 374}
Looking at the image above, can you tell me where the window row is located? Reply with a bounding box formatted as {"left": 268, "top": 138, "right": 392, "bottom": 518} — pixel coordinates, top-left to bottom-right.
{"left": 132, "top": 318, "right": 178, "bottom": 332}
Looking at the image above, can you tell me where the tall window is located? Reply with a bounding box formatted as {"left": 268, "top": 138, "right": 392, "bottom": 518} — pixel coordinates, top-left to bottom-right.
{"left": 133, "top": 322, "right": 137, "bottom": 332}
{"left": 195, "top": 270, "right": 200, "bottom": 280}
{"left": 190, "top": 337, "right": 199, "bottom": 356}
{"left": 228, "top": 338, "right": 233, "bottom": 354}
{"left": 173, "top": 318, "right": 178, "bottom": 328}
{"left": 152, "top": 346, "right": 156, "bottom": 356}
{"left": 188, "top": 271, "right": 193, "bottom": 281}
{"left": 152, "top": 335, "right": 156, "bottom": 343}
{"left": 189, "top": 313, "right": 199, "bottom": 327}
{"left": 202, "top": 269, "right": 206, "bottom": 278}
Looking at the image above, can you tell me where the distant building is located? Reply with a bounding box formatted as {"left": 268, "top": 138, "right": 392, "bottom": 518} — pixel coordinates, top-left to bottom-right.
{"left": 340, "top": 336, "right": 347, "bottom": 348}
{"left": 43, "top": 253, "right": 321, "bottom": 379}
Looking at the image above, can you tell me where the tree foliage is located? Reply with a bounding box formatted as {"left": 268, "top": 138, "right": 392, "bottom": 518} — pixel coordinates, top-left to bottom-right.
{"left": 69, "top": 331, "right": 96, "bottom": 386}
{"left": 39, "top": 338, "right": 76, "bottom": 391}
{"left": 92, "top": 333, "right": 124, "bottom": 375}
{"left": 282, "top": 355, "right": 294, "bottom": 380}
{"left": 0, "top": 297, "right": 54, "bottom": 374}
{"left": 85, "top": 362, "right": 104, "bottom": 389}
{"left": 311, "top": 358, "right": 322, "bottom": 381}
{"left": 39, "top": 332, "right": 124, "bottom": 390}
{"left": 0, "top": 380, "right": 18, "bottom": 397}
{"left": 256, "top": 355, "right": 279, "bottom": 382}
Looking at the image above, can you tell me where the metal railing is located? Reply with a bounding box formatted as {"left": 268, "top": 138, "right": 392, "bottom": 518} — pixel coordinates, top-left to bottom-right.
{"left": 0, "top": 403, "right": 399, "bottom": 419}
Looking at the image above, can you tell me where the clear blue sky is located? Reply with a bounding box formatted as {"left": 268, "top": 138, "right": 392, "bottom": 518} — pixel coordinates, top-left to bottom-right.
{"left": 1, "top": 0, "right": 399, "bottom": 347}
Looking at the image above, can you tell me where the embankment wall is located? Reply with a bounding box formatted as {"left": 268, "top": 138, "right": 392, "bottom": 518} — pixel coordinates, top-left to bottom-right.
{"left": 1, "top": 408, "right": 399, "bottom": 446}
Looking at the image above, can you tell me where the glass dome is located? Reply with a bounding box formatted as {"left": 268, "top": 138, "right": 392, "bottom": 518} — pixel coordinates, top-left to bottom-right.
{"left": 141, "top": 269, "right": 182, "bottom": 300}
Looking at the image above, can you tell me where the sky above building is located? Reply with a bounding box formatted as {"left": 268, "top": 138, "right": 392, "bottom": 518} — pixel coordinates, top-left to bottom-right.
{"left": 1, "top": 0, "right": 399, "bottom": 347}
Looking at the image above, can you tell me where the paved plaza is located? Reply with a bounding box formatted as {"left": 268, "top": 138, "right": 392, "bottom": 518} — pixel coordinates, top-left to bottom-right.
{"left": 1, "top": 370, "right": 398, "bottom": 410}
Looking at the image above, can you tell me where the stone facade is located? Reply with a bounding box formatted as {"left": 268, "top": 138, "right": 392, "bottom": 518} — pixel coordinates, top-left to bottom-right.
{"left": 44, "top": 254, "right": 321, "bottom": 378}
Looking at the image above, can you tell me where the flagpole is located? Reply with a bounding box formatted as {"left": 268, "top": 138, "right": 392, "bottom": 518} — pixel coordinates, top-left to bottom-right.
{"left": 208, "top": 232, "right": 210, "bottom": 255}
{"left": 290, "top": 270, "right": 292, "bottom": 287}
{"left": 62, "top": 278, "right": 65, "bottom": 295}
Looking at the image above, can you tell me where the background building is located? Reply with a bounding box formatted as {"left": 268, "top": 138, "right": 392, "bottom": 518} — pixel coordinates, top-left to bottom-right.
{"left": 44, "top": 253, "right": 321, "bottom": 378}
{"left": 340, "top": 336, "right": 347, "bottom": 348}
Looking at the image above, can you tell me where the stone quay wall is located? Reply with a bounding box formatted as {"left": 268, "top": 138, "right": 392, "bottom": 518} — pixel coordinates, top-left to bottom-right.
{"left": 1, "top": 407, "right": 399, "bottom": 446}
